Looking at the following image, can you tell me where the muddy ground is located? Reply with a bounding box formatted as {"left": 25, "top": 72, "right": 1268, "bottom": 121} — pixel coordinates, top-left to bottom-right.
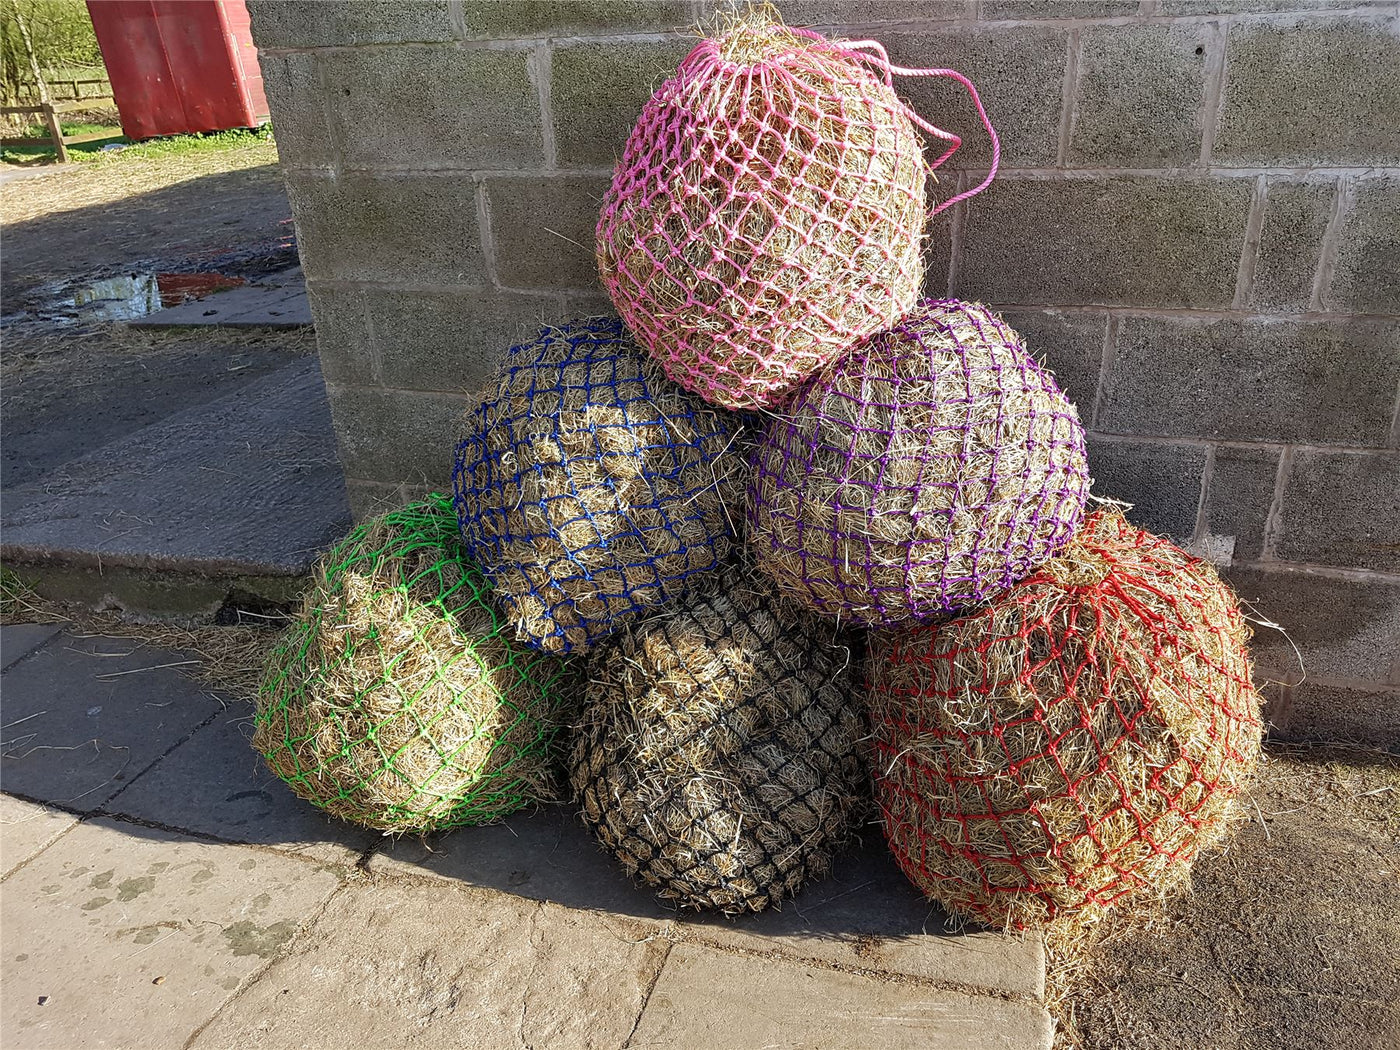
{"left": 1060, "top": 746, "right": 1400, "bottom": 1050}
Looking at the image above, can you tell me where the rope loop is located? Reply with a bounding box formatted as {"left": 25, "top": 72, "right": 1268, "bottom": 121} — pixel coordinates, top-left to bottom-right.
{"left": 791, "top": 27, "right": 1002, "bottom": 214}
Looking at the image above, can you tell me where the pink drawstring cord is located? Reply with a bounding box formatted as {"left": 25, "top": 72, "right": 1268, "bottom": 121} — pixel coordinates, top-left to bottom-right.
{"left": 792, "top": 30, "right": 1002, "bottom": 213}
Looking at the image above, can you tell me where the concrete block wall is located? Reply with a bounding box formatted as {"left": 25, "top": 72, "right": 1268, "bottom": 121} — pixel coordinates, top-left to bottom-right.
{"left": 248, "top": 0, "right": 1399, "bottom": 747}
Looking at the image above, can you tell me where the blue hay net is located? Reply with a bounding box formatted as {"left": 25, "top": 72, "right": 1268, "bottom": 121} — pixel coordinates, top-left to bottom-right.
{"left": 452, "top": 317, "right": 744, "bottom": 654}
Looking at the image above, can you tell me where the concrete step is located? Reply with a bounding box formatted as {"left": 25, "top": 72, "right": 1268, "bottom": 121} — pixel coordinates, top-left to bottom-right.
{"left": 1, "top": 357, "right": 350, "bottom": 618}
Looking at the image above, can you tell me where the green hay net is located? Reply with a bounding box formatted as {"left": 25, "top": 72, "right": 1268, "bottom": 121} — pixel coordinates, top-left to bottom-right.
{"left": 254, "top": 494, "right": 574, "bottom": 833}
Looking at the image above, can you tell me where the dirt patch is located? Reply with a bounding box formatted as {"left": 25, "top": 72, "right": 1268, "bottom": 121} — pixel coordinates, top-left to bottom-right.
{"left": 1053, "top": 745, "right": 1400, "bottom": 1050}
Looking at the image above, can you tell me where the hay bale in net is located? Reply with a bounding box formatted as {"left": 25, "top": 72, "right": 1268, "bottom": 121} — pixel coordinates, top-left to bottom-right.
{"left": 749, "top": 298, "right": 1090, "bottom": 626}
{"left": 569, "top": 563, "right": 868, "bottom": 914}
{"left": 253, "top": 495, "right": 573, "bottom": 834}
{"left": 869, "top": 510, "right": 1264, "bottom": 932}
{"left": 596, "top": 14, "right": 929, "bottom": 411}
{"left": 452, "top": 316, "right": 746, "bottom": 655}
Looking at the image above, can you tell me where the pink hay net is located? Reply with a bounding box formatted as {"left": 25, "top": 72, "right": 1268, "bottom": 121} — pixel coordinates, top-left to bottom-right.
{"left": 596, "top": 21, "right": 999, "bottom": 411}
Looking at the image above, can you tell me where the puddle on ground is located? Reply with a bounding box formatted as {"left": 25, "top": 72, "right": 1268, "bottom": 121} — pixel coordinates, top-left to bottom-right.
{"left": 73, "top": 274, "right": 161, "bottom": 321}
{"left": 3, "top": 229, "right": 297, "bottom": 328}
{"left": 69, "top": 271, "right": 248, "bottom": 321}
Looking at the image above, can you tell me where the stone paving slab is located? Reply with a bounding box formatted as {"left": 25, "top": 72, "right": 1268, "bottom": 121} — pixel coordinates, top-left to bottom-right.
{"left": 0, "top": 794, "right": 77, "bottom": 878}
{"left": 188, "top": 879, "right": 665, "bottom": 1050}
{"left": 631, "top": 944, "right": 1053, "bottom": 1050}
{"left": 103, "top": 702, "right": 377, "bottom": 866}
{"left": 0, "top": 817, "right": 343, "bottom": 1050}
{"left": 0, "top": 633, "right": 222, "bottom": 810}
{"left": 371, "top": 803, "right": 1043, "bottom": 1000}
{"left": 1, "top": 357, "right": 350, "bottom": 577}
{"left": 1, "top": 623, "right": 62, "bottom": 671}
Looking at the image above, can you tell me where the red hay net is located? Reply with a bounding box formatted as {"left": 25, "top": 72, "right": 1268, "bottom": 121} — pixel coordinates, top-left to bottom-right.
{"left": 868, "top": 510, "right": 1264, "bottom": 931}
{"left": 596, "top": 19, "right": 999, "bottom": 411}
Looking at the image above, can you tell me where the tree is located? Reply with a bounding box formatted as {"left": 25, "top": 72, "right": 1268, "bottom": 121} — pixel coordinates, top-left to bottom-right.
{"left": 0, "top": 0, "right": 101, "bottom": 104}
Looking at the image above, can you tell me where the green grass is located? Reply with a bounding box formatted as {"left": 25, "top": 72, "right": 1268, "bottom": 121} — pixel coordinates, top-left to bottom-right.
{"left": 2, "top": 122, "right": 273, "bottom": 164}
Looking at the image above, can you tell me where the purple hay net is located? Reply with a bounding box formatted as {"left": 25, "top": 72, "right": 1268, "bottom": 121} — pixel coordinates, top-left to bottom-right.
{"left": 747, "top": 299, "right": 1090, "bottom": 626}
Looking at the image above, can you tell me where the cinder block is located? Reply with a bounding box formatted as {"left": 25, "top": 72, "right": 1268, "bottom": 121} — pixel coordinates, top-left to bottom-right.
{"left": 306, "top": 284, "right": 376, "bottom": 385}
{"left": 1098, "top": 317, "right": 1399, "bottom": 445}
{"left": 1327, "top": 177, "right": 1400, "bottom": 316}
{"left": 1251, "top": 179, "right": 1334, "bottom": 312}
{"left": 284, "top": 174, "right": 486, "bottom": 285}
{"left": 770, "top": 0, "right": 970, "bottom": 24}
{"left": 923, "top": 201, "right": 955, "bottom": 299}
{"left": 1225, "top": 567, "right": 1399, "bottom": 683}
{"left": 326, "top": 386, "right": 467, "bottom": 487}
{"left": 1068, "top": 24, "right": 1209, "bottom": 168}
{"left": 1272, "top": 681, "right": 1400, "bottom": 750}
{"left": 552, "top": 40, "right": 692, "bottom": 169}
{"left": 460, "top": 0, "right": 692, "bottom": 38}
{"left": 257, "top": 51, "right": 334, "bottom": 168}
{"left": 1199, "top": 445, "right": 1280, "bottom": 566}
{"left": 1086, "top": 437, "right": 1207, "bottom": 542}
{"left": 958, "top": 177, "right": 1251, "bottom": 308}
{"left": 1214, "top": 16, "right": 1400, "bottom": 165}
{"left": 995, "top": 308, "right": 1105, "bottom": 411}
{"left": 248, "top": 0, "right": 455, "bottom": 49}
{"left": 322, "top": 45, "right": 541, "bottom": 169}
{"left": 883, "top": 26, "right": 1069, "bottom": 169}
{"left": 365, "top": 289, "right": 560, "bottom": 393}
{"left": 1274, "top": 450, "right": 1400, "bottom": 572}
{"left": 486, "top": 175, "right": 611, "bottom": 290}
{"left": 345, "top": 478, "right": 406, "bottom": 521}
{"left": 982, "top": 0, "right": 1137, "bottom": 15}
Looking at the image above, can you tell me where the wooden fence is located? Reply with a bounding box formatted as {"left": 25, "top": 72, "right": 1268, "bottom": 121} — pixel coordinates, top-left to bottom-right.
{"left": 1, "top": 97, "right": 117, "bottom": 163}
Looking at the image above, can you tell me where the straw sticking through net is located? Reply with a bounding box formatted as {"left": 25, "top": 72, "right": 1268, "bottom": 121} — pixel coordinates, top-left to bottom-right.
{"left": 596, "top": 13, "right": 1000, "bottom": 411}
{"left": 453, "top": 317, "right": 746, "bottom": 655}
{"left": 254, "top": 495, "right": 572, "bottom": 834}
{"left": 869, "top": 510, "right": 1264, "bottom": 931}
{"left": 749, "top": 299, "right": 1090, "bottom": 627}
{"left": 570, "top": 562, "right": 868, "bottom": 914}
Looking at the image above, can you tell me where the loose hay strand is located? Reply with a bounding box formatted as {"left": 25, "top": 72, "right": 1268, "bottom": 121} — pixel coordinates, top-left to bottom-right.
{"left": 253, "top": 495, "right": 573, "bottom": 833}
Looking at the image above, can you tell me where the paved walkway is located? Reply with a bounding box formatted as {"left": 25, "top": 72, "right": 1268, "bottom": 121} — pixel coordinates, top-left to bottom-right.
{"left": 0, "top": 624, "right": 1052, "bottom": 1050}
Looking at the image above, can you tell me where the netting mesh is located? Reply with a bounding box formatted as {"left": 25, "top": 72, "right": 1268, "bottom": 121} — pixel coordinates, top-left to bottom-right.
{"left": 452, "top": 316, "right": 746, "bottom": 655}
{"left": 868, "top": 510, "right": 1263, "bottom": 931}
{"left": 254, "top": 495, "right": 573, "bottom": 834}
{"left": 749, "top": 298, "right": 1090, "bottom": 627}
{"left": 569, "top": 562, "right": 868, "bottom": 914}
{"left": 596, "top": 18, "right": 928, "bottom": 411}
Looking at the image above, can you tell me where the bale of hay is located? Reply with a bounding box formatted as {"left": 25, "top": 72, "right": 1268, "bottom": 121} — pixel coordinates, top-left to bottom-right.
{"left": 596, "top": 13, "right": 929, "bottom": 411}
{"left": 749, "top": 298, "right": 1090, "bottom": 626}
{"left": 253, "top": 495, "right": 573, "bottom": 834}
{"left": 452, "top": 316, "right": 746, "bottom": 655}
{"left": 570, "top": 563, "right": 868, "bottom": 914}
{"left": 868, "top": 510, "right": 1264, "bottom": 931}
